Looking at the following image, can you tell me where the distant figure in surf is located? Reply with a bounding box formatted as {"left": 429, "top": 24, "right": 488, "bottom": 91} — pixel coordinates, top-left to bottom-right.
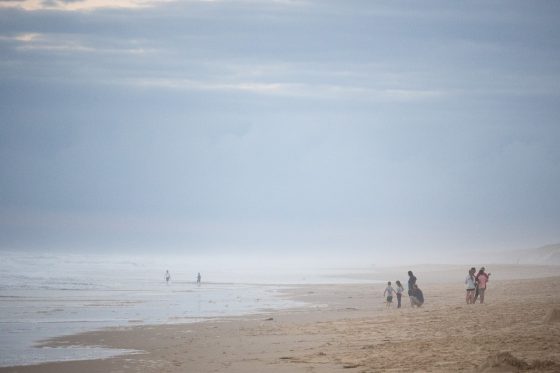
{"left": 197, "top": 272, "right": 201, "bottom": 285}
{"left": 165, "top": 270, "right": 171, "bottom": 284}
{"left": 407, "top": 271, "right": 417, "bottom": 306}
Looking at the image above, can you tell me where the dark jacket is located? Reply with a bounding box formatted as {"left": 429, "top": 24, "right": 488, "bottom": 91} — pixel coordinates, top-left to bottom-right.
{"left": 412, "top": 288, "right": 424, "bottom": 304}
{"left": 407, "top": 275, "right": 417, "bottom": 295}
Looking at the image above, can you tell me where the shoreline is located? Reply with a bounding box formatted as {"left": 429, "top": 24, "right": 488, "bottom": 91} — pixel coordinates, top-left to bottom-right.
{"left": 2, "top": 265, "right": 560, "bottom": 372}
{"left": 0, "top": 281, "right": 307, "bottom": 368}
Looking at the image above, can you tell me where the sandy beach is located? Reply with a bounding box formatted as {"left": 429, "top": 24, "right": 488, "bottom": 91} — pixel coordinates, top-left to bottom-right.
{"left": 2, "top": 265, "right": 559, "bottom": 373}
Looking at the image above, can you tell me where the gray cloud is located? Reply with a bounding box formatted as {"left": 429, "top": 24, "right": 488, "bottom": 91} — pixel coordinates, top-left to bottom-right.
{"left": 1, "top": 1, "right": 559, "bottom": 258}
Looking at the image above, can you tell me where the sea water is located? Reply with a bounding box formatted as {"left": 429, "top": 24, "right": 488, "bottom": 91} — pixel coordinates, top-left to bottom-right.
{"left": 0, "top": 252, "right": 373, "bottom": 367}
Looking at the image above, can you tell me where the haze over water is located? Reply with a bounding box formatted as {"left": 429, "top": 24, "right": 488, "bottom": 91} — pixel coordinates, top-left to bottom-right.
{"left": 1, "top": 0, "right": 560, "bottom": 368}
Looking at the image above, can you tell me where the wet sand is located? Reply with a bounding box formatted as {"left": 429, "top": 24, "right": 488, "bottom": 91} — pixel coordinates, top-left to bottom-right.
{"left": 2, "top": 265, "right": 560, "bottom": 372}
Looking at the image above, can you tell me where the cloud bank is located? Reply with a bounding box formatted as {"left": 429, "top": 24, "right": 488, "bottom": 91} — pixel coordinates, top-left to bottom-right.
{"left": 1, "top": 1, "right": 559, "bottom": 263}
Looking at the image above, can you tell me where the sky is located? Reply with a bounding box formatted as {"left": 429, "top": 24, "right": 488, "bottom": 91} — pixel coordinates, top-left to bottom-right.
{"left": 1, "top": 0, "right": 559, "bottom": 264}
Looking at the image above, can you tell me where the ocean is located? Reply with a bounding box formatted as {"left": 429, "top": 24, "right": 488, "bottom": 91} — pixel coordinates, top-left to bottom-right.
{"left": 0, "top": 252, "right": 372, "bottom": 367}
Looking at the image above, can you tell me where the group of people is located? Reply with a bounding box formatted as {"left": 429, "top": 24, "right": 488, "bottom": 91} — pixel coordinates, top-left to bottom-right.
{"left": 383, "top": 267, "right": 491, "bottom": 309}
{"left": 383, "top": 271, "right": 424, "bottom": 308}
{"left": 465, "top": 267, "right": 490, "bottom": 304}
{"left": 164, "top": 270, "right": 202, "bottom": 285}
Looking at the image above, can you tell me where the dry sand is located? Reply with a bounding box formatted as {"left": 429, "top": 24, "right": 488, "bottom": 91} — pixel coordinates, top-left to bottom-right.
{"left": 2, "top": 265, "right": 560, "bottom": 373}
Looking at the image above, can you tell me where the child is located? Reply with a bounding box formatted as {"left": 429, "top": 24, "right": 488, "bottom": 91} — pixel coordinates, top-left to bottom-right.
{"left": 395, "top": 280, "right": 404, "bottom": 308}
{"left": 384, "top": 281, "right": 396, "bottom": 308}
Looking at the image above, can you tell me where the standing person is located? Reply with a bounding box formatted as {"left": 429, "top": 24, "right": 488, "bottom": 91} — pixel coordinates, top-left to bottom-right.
{"left": 409, "top": 284, "right": 424, "bottom": 308}
{"left": 197, "top": 272, "right": 201, "bottom": 285}
{"left": 164, "top": 270, "right": 171, "bottom": 284}
{"left": 384, "top": 281, "right": 396, "bottom": 308}
{"left": 465, "top": 268, "right": 476, "bottom": 304}
{"left": 395, "top": 280, "right": 404, "bottom": 308}
{"left": 407, "top": 271, "right": 417, "bottom": 306}
{"left": 475, "top": 267, "right": 490, "bottom": 304}
{"left": 473, "top": 266, "right": 480, "bottom": 301}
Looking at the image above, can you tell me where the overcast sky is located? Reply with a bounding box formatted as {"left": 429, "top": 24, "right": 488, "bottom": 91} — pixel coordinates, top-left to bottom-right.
{"left": 1, "top": 0, "right": 559, "bottom": 263}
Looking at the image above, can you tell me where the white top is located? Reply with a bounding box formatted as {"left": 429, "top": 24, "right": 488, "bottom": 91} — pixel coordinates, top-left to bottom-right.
{"left": 465, "top": 275, "right": 476, "bottom": 289}
{"left": 384, "top": 286, "right": 395, "bottom": 296}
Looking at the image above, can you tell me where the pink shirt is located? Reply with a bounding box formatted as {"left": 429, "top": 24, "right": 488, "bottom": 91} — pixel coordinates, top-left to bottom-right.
{"left": 477, "top": 273, "right": 489, "bottom": 289}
